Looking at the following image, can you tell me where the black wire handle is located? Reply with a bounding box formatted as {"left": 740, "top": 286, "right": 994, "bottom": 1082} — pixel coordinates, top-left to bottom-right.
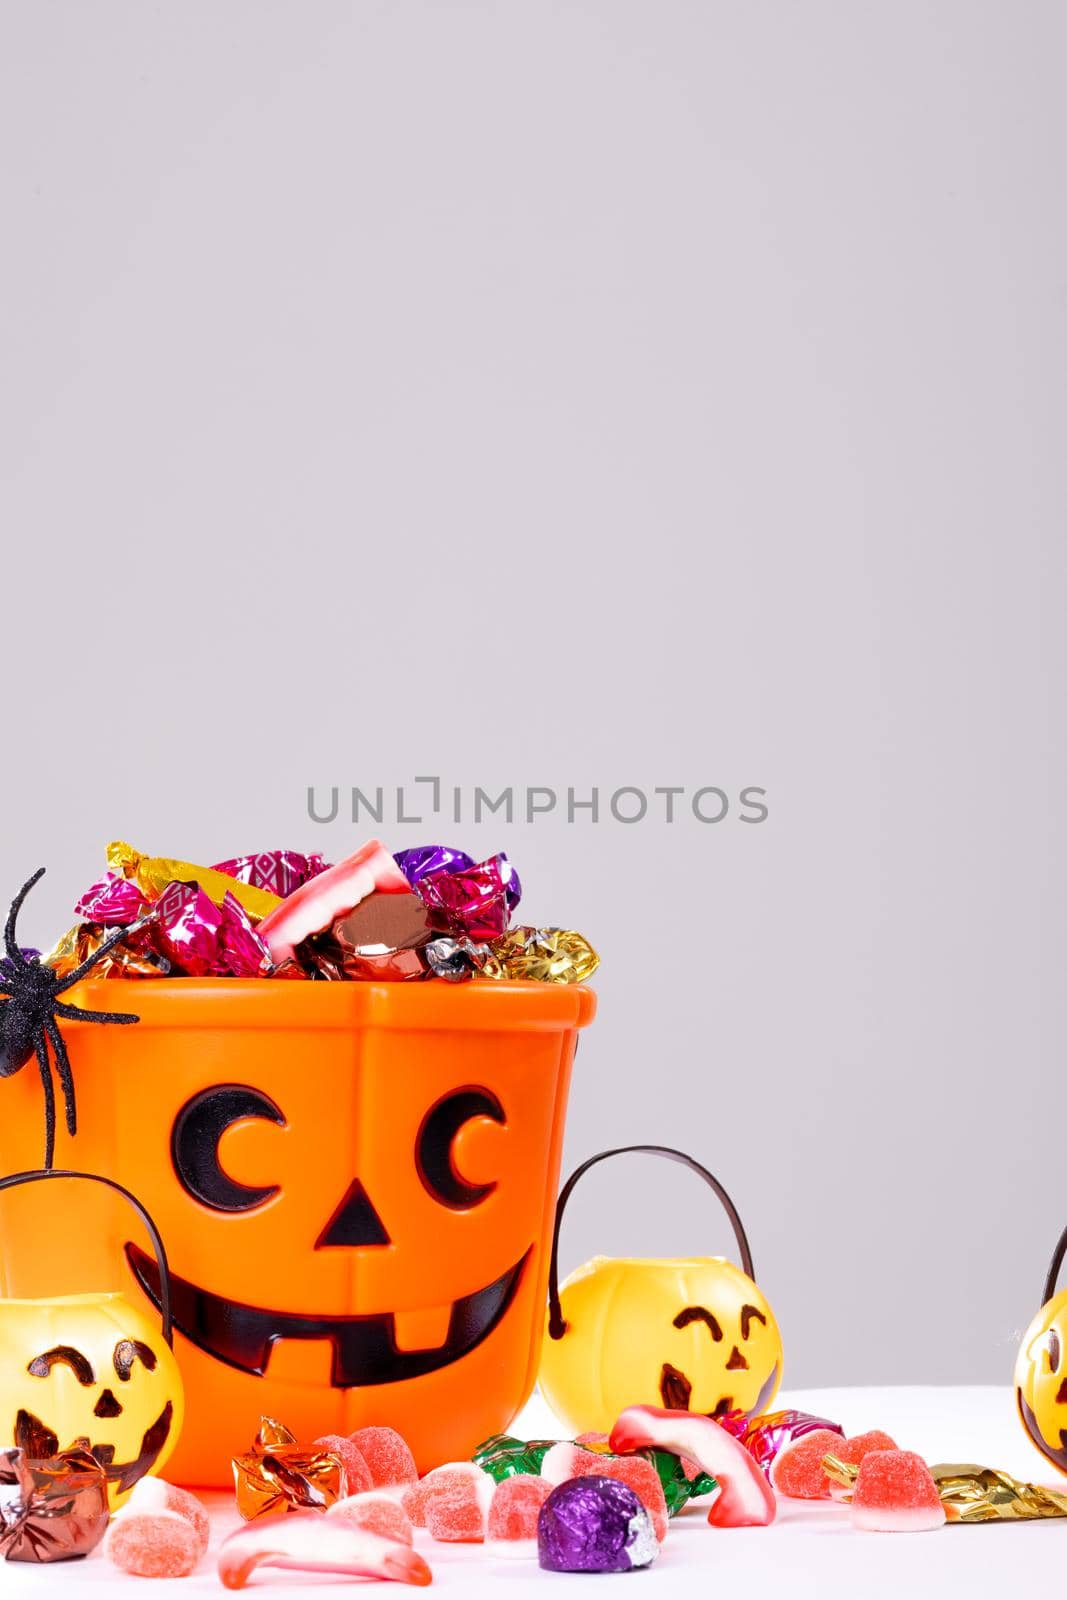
{"left": 546, "top": 1144, "right": 755, "bottom": 1340}
{"left": 0, "top": 1168, "right": 174, "bottom": 1347}
{"left": 1042, "top": 1223, "right": 1067, "bottom": 1310}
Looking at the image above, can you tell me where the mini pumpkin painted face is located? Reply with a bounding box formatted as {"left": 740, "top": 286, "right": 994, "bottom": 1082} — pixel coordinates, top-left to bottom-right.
{"left": 1015, "top": 1288, "right": 1067, "bottom": 1476}
{"left": 540, "top": 1255, "right": 783, "bottom": 1436}
{"left": 0, "top": 1291, "right": 183, "bottom": 1507}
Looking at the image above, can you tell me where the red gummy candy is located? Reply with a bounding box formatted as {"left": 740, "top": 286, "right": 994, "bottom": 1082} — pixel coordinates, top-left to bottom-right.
{"left": 770, "top": 1429, "right": 849, "bottom": 1500}
{"left": 837, "top": 1430, "right": 899, "bottom": 1465}
{"left": 403, "top": 1465, "right": 485, "bottom": 1529}
{"left": 851, "top": 1451, "right": 945, "bottom": 1532}
{"left": 105, "top": 1478, "right": 210, "bottom": 1577}
{"left": 540, "top": 1443, "right": 668, "bottom": 1541}
{"left": 348, "top": 1427, "right": 418, "bottom": 1489}
{"left": 327, "top": 1493, "right": 415, "bottom": 1545}
{"left": 314, "top": 1435, "right": 373, "bottom": 1496}
{"left": 425, "top": 1490, "right": 486, "bottom": 1543}
{"left": 487, "top": 1475, "right": 552, "bottom": 1548}
{"left": 106, "top": 1513, "right": 202, "bottom": 1578}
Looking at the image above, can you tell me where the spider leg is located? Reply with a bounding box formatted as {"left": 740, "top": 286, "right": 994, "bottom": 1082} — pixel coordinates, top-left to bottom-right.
{"left": 53, "top": 921, "right": 145, "bottom": 992}
{"left": 44, "top": 1016, "right": 77, "bottom": 1138}
{"left": 32, "top": 1029, "right": 57, "bottom": 1170}
{"left": 4, "top": 868, "right": 45, "bottom": 968}
{"left": 53, "top": 1001, "right": 140, "bottom": 1026}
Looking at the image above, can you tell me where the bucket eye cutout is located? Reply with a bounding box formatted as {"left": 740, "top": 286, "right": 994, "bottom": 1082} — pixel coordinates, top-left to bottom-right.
{"left": 172, "top": 1084, "right": 286, "bottom": 1212}
{"left": 416, "top": 1088, "right": 506, "bottom": 1209}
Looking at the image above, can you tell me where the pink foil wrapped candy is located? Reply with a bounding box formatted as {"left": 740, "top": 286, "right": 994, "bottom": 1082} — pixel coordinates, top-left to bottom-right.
{"left": 213, "top": 852, "right": 331, "bottom": 899}
{"left": 415, "top": 855, "right": 517, "bottom": 941}
{"left": 74, "top": 873, "right": 151, "bottom": 927}
{"left": 152, "top": 883, "right": 271, "bottom": 978}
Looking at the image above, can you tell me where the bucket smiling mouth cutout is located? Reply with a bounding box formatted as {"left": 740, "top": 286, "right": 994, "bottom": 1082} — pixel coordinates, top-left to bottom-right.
{"left": 126, "top": 1243, "right": 530, "bottom": 1388}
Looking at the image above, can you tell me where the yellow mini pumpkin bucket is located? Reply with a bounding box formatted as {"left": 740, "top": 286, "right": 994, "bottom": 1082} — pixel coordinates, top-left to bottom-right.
{"left": 1016, "top": 1219, "right": 1067, "bottom": 1476}
{"left": 0, "top": 1168, "right": 184, "bottom": 1507}
{"left": 539, "top": 1145, "right": 783, "bottom": 1435}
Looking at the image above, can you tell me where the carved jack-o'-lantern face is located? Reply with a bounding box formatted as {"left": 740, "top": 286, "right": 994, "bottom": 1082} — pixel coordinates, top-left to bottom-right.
{"left": 0, "top": 1292, "right": 183, "bottom": 1507}
{"left": 0, "top": 980, "right": 589, "bottom": 1485}
{"left": 1016, "top": 1288, "right": 1067, "bottom": 1476}
{"left": 540, "top": 1255, "right": 783, "bottom": 1436}
{"left": 538, "top": 1145, "right": 783, "bottom": 1437}
{"left": 124, "top": 1080, "right": 527, "bottom": 1389}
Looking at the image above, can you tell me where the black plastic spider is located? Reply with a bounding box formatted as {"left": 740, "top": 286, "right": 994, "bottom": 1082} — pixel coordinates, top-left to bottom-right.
{"left": 0, "top": 868, "right": 140, "bottom": 1168}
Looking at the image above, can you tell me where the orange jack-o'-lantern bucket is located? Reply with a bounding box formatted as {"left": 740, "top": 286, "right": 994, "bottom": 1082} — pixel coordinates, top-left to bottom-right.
{"left": 0, "top": 979, "right": 594, "bottom": 1485}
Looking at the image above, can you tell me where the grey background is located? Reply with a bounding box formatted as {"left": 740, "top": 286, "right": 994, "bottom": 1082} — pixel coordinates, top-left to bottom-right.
{"left": 2, "top": 0, "right": 1064, "bottom": 1387}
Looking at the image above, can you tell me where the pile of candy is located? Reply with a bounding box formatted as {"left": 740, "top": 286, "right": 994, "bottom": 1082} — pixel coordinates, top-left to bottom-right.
{"left": 44, "top": 839, "right": 598, "bottom": 985}
{"left": 6, "top": 1399, "right": 1067, "bottom": 1582}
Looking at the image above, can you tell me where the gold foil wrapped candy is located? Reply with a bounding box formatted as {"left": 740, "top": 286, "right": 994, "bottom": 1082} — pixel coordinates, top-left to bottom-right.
{"left": 106, "top": 841, "right": 281, "bottom": 922}
{"left": 232, "top": 1418, "right": 346, "bottom": 1521}
{"left": 931, "top": 1464, "right": 1067, "bottom": 1523}
{"left": 480, "top": 926, "right": 599, "bottom": 984}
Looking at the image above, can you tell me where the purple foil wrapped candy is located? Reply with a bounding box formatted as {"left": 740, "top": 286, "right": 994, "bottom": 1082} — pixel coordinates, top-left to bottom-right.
{"left": 74, "top": 872, "right": 150, "bottom": 927}
{"left": 152, "top": 882, "right": 271, "bottom": 978}
{"left": 393, "top": 845, "right": 476, "bottom": 887}
{"left": 212, "top": 851, "right": 330, "bottom": 899}
{"left": 538, "top": 1477, "right": 658, "bottom": 1575}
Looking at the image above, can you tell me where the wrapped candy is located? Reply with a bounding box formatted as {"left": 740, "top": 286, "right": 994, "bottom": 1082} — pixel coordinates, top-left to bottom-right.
{"left": 718, "top": 1408, "right": 845, "bottom": 1481}
{"left": 394, "top": 845, "right": 476, "bottom": 888}
{"left": 471, "top": 1433, "right": 714, "bottom": 1518}
{"left": 423, "top": 935, "right": 490, "bottom": 983}
{"left": 480, "top": 926, "right": 599, "bottom": 984}
{"left": 537, "top": 1477, "right": 657, "bottom": 1574}
{"left": 153, "top": 884, "right": 272, "bottom": 978}
{"left": 415, "top": 856, "right": 517, "bottom": 941}
{"left": 43, "top": 921, "right": 169, "bottom": 980}
{"left": 931, "top": 1463, "right": 1067, "bottom": 1523}
{"left": 105, "top": 841, "right": 281, "bottom": 922}
{"left": 232, "top": 1418, "right": 346, "bottom": 1520}
{"left": 0, "top": 1446, "right": 110, "bottom": 1563}
{"left": 297, "top": 893, "right": 433, "bottom": 981}
{"left": 473, "top": 1435, "right": 558, "bottom": 1482}
{"left": 213, "top": 851, "right": 330, "bottom": 899}
{"left": 74, "top": 873, "right": 150, "bottom": 926}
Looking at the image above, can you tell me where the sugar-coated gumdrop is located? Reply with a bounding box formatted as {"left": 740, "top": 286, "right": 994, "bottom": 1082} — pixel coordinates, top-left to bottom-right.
{"left": 314, "top": 1435, "right": 374, "bottom": 1496}
{"left": 539, "top": 1443, "right": 668, "bottom": 1542}
{"left": 348, "top": 1427, "right": 418, "bottom": 1489}
{"left": 105, "top": 1478, "right": 210, "bottom": 1577}
{"left": 425, "top": 1490, "right": 486, "bottom": 1543}
{"left": 770, "top": 1429, "right": 850, "bottom": 1500}
{"left": 838, "top": 1430, "right": 899, "bottom": 1465}
{"left": 106, "top": 1512, "right": 203, "bottom": 1578}
{"left": 487, "top": 1475, "right": 553, "bottom": 1558}
{"left": 327, "top": 1493, "right": 414, "bottom": 1545}
{"left": 538, "top": 1477, "right": 658, "bottom": 1574}
{"left": 851, "top": 1451, "right": 945, "bottom": 1533}
{"left": 403, "top": 1464, "right": 486, "bottom": 1528}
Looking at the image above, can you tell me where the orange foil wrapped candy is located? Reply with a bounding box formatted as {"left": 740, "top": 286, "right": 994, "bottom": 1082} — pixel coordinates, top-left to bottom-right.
{"left": 481, "top": 927, "right": 599, "bottom": 984}
{"left": 106, "top": 841, "right": 281, "bottom": 922}
{"left": 43, "top": 921, "right": 168, "bottom": 980}
{"left": 232, "top": 1419, "right": 346, "bottom": 1521}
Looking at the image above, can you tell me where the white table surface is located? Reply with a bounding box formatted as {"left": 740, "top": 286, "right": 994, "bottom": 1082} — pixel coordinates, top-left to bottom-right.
{"left": 4, "top": 1386, "right": 1064, "bottom": 1597}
